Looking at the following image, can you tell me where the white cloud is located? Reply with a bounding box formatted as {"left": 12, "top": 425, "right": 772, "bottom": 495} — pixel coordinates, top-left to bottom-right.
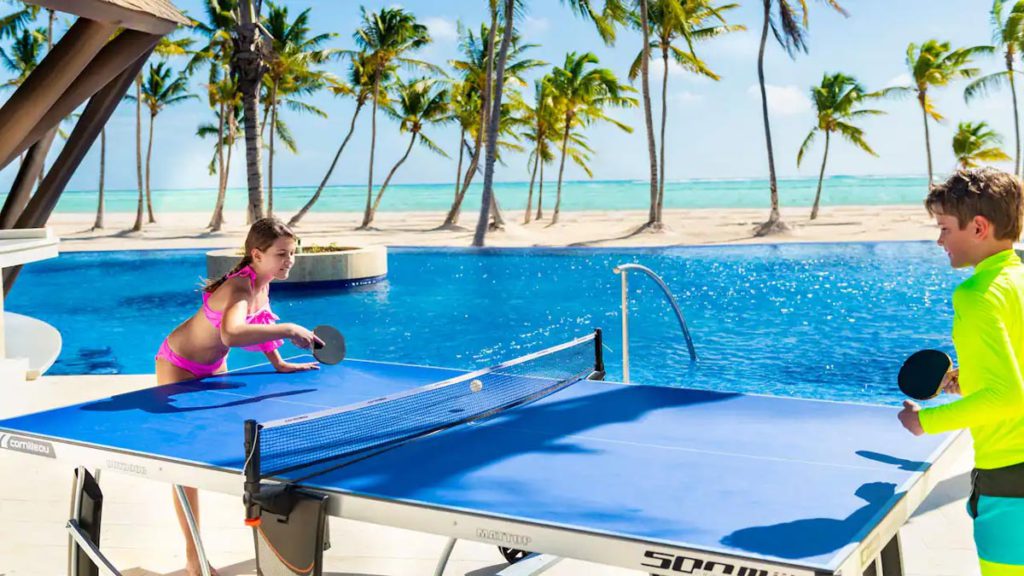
{"left": 885, "top": 73, "right": 913, "bottom": 89}
{"left": 522, "top": 16, "right": 550, "bottom": 37}
{"left": 710, "top": 33, "right": 761, "bottom": 60}
{"left": 670, "top": 91, "right": 703, "bottom": 104}
{"left": 650, "top": 57, "right": 692, "bottom": 79}
{"left": 423, "top": 16, "right": 457, "bottom": 42}
{"left": 746, "top": 83, "right": 811, "bottom": 116}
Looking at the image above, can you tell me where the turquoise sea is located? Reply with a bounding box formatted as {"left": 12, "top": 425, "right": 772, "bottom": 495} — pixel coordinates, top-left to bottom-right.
{"left": 48, "top": 175, "right": 931, "bottom": 214}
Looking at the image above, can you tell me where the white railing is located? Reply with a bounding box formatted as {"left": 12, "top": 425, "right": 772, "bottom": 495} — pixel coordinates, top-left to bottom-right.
{"left": 612, "top": 263, "right": 697, "bottom": 383}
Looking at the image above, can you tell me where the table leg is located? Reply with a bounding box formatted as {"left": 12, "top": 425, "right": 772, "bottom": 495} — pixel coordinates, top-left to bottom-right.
{"left": 879, "top": 532, "right": 904, "bottom": 576}
{"left": 173, "top": 484, "right": 211, "bottom": 576}
{"left": 432, "top": 537, "right": 457, "bottom": 576}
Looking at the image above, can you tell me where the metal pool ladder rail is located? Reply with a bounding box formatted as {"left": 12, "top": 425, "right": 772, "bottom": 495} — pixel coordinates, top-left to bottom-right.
{"left": 612, "top": 263, "right": 697, "bottom": 383}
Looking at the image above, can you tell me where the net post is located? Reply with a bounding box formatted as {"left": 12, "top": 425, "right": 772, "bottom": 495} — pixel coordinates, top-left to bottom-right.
{"left": 243, "top": 419, "right": 262, "bottom": 526}
{"left": 593, "top": 329, "right": 605, "bottom": 378}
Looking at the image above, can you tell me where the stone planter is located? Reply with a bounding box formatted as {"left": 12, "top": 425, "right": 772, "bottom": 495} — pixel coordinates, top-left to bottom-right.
{"left": 207, "top": 245, "right": 387, "bottom": 288}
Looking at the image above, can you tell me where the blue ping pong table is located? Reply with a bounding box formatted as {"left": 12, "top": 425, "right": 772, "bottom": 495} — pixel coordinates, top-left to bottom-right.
{"left": 0, "top": 333, "right": 963, "bottom": 576}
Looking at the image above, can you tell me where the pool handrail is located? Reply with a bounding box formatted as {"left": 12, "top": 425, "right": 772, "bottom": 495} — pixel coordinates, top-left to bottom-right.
{"left": 612, "top": 263, "right": 697, "bottom": 383}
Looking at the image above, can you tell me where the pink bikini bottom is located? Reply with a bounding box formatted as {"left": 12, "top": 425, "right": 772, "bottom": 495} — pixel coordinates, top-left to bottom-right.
{"left": 155, "top": 339, "right": 226, "bottom": 378}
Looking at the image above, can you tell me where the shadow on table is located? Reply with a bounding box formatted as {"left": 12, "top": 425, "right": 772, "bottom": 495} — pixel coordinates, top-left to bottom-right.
{"left": 80, "top": 380, "right": 315, "bottom": 414}
{"left": 721, "top": 481, "right": 898, "bottom": 560}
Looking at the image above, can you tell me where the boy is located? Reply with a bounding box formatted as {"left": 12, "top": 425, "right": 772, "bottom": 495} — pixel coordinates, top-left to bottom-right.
{"left": 898, "top": 167, "right": 1024, "bottom": 575}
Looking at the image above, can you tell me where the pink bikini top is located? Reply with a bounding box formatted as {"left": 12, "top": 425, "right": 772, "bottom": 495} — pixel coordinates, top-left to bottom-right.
{"left": 203, "top": 266, "right": 283, "bottom": 353}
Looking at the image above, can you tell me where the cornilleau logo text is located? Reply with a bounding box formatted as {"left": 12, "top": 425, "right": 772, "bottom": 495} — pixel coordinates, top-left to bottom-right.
{"left": 476, "top": 528, "right": 531, "bottom": 547}
{"left": 643, "top": 551, "right": 794, "bottom": 576}
{"left": 0, "top": 434, "right": 55, "bottom": 458}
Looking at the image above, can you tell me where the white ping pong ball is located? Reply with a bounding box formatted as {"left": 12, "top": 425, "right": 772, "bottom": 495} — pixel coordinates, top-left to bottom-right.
{"left": 470, "top": 379, "right": 483, "bottom": 392}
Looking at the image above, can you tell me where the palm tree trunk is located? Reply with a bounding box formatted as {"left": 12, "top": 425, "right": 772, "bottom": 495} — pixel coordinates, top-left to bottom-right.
{"left": 658, "top": 46, "right": 669, "bottom": 225}
{"left": 1007, "top": 53, "right": 1021, "bottom": 177}
{"left": 268, "top": 80, "right": 278, "bottom": 218}
{"left": 919, "top": 91, "right": 933, "bottom": 184}
{"left": 444, "top": 134, "right": 483, "bottom": 226}
{"left": 222, "top": 135, "right": 235, "bottom": 224}
{"left": 525, "top": 153, "right": 538, "bottom": 224}
{"left": 290, "top": 100, "right": 364, "bottom": 226}
{"left": 93, "top": 128, "right": 105, "bottom": 230}
{"left": 638, "top": 0, "right": 659, "bottom": 229}
{"left": 132, "top": 77, "right": 144, "bottom": 232}
{"left": 209, "top": 101, "right": 228, "bottom": 231}
{"left": 473, "top": 0, "right": 509, "bottom": 246}
{"left": 552, "top": 117, "right": 571, "bottom": 225}
{"left": 361, "top": 74, "right": 381, "bottom": 229}
{"left": 756, "top": 0, "right": 783, "bottom": 232}
{"left": 810, "top": 130, "right": 830, "bottom": 220}
{"left": 145, "top": 111, "right": 156, "bottom": 224}
{"left": 489, "top": 189, "right": 504, "bottom": 230}
{"left": 367, "top": 133, "right": 417, "bottom": 225}
{"left": 242, "top": 89, "right": 264, "bottom": 223}
{"left": 536, "top": 160, "right": 545, "bottom": 220}
{"left": 453, "top": 127, "right": 466, "bottom": 203}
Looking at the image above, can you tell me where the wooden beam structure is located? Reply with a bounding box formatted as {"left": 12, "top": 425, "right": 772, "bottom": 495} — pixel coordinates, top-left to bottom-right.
{"left": 0, "top": 130, "right": 58, "bottom": 229}
{"left": 3, "top": 50, "right": 151, "bottom": 295}
{"left": 1, "top": 29, "right": 163, "bottom": 168}
{"left": 0, "top": 19, "right": 116, "bottom": 170}
{"left": 28, "top": 0, "right": 190, "bottom": 35}
{"left": 0, "top": 0, "right": 187, "bottom": 295}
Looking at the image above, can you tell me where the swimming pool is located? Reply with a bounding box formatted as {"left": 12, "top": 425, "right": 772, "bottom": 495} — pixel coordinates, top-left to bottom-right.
{"left": 5, "top": 242, "right": 965, "bottom": 405}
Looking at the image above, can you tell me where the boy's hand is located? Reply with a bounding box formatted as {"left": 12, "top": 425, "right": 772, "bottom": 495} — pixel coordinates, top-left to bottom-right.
{"left": 941, "top": 368, "right": 960, "bottom": 395}
{"left": 898, "top": 400, "right": 925, "bottom": 436}
{"left": 274, "top": 360, "right": 320, "bottom": 373}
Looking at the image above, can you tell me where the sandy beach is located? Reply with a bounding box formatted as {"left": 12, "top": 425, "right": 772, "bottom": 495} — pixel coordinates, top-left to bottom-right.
{"left": 49, "top": 204, "right": 938, "bottom": 252}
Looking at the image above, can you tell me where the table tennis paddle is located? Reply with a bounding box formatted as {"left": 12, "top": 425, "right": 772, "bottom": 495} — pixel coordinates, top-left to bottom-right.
{"left": 898, "top": 349, "right": 951, "bottom": 400}
{"left": 312, "top": 325, "right": 345, "bottom": 365}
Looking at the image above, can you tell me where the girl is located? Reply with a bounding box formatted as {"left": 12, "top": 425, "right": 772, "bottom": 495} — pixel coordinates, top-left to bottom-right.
{"left": 156, "top": 217, "right": 322, "bottom": 576}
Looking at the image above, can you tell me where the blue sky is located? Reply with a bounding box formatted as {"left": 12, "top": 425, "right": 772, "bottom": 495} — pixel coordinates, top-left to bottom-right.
{"left": 2, "top": 0, "right": 1017, "bottom": 193}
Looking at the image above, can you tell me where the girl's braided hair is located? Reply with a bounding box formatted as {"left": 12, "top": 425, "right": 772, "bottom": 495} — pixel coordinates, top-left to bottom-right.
{"left": 204, "top": 217, "right": 296, "bottom": 293}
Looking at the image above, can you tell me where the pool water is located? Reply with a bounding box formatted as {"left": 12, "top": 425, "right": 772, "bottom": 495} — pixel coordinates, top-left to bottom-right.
{"left": 6, "top": 242, "right": 966, "bottom": 406}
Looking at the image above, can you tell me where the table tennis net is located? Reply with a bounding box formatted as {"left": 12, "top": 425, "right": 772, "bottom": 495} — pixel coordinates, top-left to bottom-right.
{"left": 254, "top": 333, "right": 598, "bottom": 477}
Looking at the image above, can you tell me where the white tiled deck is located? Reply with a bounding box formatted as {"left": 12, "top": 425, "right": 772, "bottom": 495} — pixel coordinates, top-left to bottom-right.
{"left": 0, "top": 375, "right": 980, "bottom": 576}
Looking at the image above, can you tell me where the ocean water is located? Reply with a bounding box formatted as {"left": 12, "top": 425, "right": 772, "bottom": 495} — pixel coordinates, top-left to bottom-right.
{"left": 5, "top": 242, "right": 966, "bottom": 406}
{"left": 47, "top": 175, "right": 930, "bottom": 214}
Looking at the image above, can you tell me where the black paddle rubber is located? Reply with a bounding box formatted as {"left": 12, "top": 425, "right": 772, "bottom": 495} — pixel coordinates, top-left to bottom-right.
{"left": 898, "top": 349, "right": 951, "bottom": 400}
{"left": 312, "top": 325, "right": 346, "bottom": 365}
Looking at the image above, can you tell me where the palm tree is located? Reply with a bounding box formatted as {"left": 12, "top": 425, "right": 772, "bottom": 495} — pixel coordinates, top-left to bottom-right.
{"left": 128, "top": 35, "right": 193, "bottom": 230}
{"left": 953, "top": 121, "right": 1011, "bottom": 168}
{"left": 0, "top": 26, "right": 44, "bottom": 88}
{"left": 0, "top": 3, "right": 41, "bottom": 43}
{"left": 92, "top": 128, "right": 105, "bottom": 231}
{"left": 523, "top": 77, "right": 556, "bottom": 223}
{"left": 135, "top": 61, "right": 197, "bottom": 230}
{"left": 474, "top": 0, "right": 627, "bottom": 245}
{"left": 361, "top": 78, "right": 451, "bottom": 229}
{"left": 964, "top": 0, "right": 1024, "bottom": 176}
{"left": 797, "top": 73, "right": 884, "bottom": 220}
{"left": 630, "top": 0, "right": 743, "bottom": 226}
{"left": 232, "top": 0, "right": 272, "bottom": 223}
{"left": 290, "top": 53, "right": 387, "bottom": 226}
{"left": 753, "top": 0, "right": 848, "bottom": 237}
{"left": 547, "top": 51, "right": 637, "bottom": 224}
{"left": 353, "top": 7, "right": 434, "bottom": 230}
{"left": 197, "top": 80, "right": 242, "bottom": 231}
{"left": 441, "top": 79, "right": 480, "bottom": 229}
{"left": 443, "top": 22, "right": 544, "bottom": 229}
{"left": 899, "top": 40, "right": 989, "bottom": 184}
{"left": 261, "top": 1, "right": 335, "bottom": 217}
{"left": 190, "top": 0, "right": 240, "bottom": 231}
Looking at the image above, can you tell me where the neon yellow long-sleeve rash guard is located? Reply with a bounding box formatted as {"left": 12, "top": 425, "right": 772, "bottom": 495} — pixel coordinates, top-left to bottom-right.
{"left": 919, "top": 249, "right": 1024, "bottom": 469}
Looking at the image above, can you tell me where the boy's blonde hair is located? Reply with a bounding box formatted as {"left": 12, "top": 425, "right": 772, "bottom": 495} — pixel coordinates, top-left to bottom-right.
{"left": 925, "top": 167, "right": 1024, "bottom": 241}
